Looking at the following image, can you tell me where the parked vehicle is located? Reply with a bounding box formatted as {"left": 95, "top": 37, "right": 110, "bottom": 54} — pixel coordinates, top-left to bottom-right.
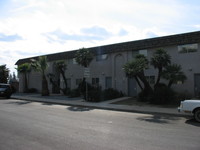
{"left": 178, "top": 100, "right": 200, "bottom": 122}
{"left": 0, "top": 83, "right": 12, "bottom": 99}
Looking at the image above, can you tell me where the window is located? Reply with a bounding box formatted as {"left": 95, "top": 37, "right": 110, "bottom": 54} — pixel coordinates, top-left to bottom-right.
{"left": 139, "top": 50, "right": 147, "bottom": 56}
{"left": 73, "top": 58, "right": 78, "bottom": 64}
{"left": 178, "top": 44, "right": 198, "bottom": 53}
{"left": 105, "top": 77, "right": 112, "bottom": 89}
{"left": 67, "top": 59, "right": 73, "bottom": 64}
{"left": 92, "top": 78, "right": 99, "bottom": 86}
{"left": 132, "top": 50, "right": 147, "bottom": 57}
{"left": 76, "top": 79, "right": 82, "bottom": 85}
{"left": 176, "top": 81, "right": 183, "bottom": 85}
{"left": 66, "top": 78, "right": 71, "bottom": 89}
{"left": 145, "top": 76, "right": 155, "bottom": 84}
{"left": 96, "top": 54, "right": 108, "bottom": 61}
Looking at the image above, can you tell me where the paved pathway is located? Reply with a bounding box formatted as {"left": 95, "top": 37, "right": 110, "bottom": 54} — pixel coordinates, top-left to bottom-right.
{"left": 11, "top": 93, "right": 187, "bottom": 117}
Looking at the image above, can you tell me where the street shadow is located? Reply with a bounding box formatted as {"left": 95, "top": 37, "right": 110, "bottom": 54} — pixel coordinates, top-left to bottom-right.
{"left": 185, "top": 118, "right": 200, "bottom": 127}
{"left": 6, "top": 101, "right": 32, "bottom": 105}
{"left": 137, "top": 114, "right": 180, "bottom": 124}
{"left": 42, "top": 102, "right": 54, "bottom": 106}
{"left": 67, "top": 106, "right": 94, "bottom": 112}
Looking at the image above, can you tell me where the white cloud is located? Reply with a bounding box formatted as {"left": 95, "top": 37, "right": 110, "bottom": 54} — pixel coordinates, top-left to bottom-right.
{"left": 0, "top": 0, "right": 200, "bottom": 74}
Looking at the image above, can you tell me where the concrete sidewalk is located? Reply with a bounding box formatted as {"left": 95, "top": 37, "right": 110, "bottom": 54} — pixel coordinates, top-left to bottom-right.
{"left": 11, "top": 93, "right": 186, "bottom": 117}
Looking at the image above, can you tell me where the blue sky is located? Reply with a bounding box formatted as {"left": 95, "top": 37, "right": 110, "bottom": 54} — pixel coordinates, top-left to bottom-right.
{"left": 0, "top": 0, "right": 200, "bottom": 74}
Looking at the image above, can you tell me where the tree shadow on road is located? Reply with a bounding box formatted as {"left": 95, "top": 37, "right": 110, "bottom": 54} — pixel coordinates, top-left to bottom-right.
{"left": 42, "top": 102, "right": 54, "bottom": 106}
{"left": 67, "top": 106, "right": 94, "bottom": 112}
{"left": 136, "top": 114, "right": 181, "bottom": 124}
{"left": 6, "top": 101, "right": 32, "bottom": 105}
{"left": 185, "top": 118, "right": 200, "bottom": 127}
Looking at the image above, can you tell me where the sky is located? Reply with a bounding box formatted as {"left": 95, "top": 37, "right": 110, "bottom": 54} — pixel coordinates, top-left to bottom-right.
{"left": 0, "top": 0, "right": 200, "bottom": 74}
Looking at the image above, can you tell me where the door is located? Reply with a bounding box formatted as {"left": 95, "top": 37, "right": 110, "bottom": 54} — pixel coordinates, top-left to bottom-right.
{"left": 194, "top": 74, "right": 200, "bottom": 97}
{"left": 128, "top": 78, "right": 137, "bottom": 97}
{"left": 114, "top": 54, "right": 125, "bottom": 93}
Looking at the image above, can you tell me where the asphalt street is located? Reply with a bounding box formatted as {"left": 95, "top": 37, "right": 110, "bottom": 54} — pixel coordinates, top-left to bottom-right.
{"left": 0, "top": 99, "right": 199, "bottom": 150}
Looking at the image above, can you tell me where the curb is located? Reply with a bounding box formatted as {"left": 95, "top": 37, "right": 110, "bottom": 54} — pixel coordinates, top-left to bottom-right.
{"left": 11, "top": 96, "right": 189, "bottom": 118}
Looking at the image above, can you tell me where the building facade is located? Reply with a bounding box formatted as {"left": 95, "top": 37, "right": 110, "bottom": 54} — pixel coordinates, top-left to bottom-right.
{"left": 16, "top": 31, "right": 200, "bottom": 97}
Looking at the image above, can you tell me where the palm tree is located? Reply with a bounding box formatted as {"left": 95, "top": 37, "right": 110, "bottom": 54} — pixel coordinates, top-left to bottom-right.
{"left": 31, "top": 56, "right": 49, "bottom": 96}
{"left": 0, "top": 65, "right": 9, "bottom": 83}
{"left": 55, "top": 60, "right": 68, "bottom": 95}
{"left": 151, "top": 49, "right": 171, "bottom": 88}
{"left": 124, "top": 54, "right": 153, "bottom": 94}
{"left": 16, "top": 63, "right": 31, "bottom": 92}
{"left": 75, "top": 48, "right": 94, "bottom": 100}
{"left": 75, "top": 48, "right": 93, "bottom": 68}
{"left": 162, "top": 64, "right": 187, "bottom": 88}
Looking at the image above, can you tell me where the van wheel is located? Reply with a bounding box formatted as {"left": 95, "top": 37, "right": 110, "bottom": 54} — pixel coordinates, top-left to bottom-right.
{"left": 194, "top": 109, "right": 200, "bottom": 123}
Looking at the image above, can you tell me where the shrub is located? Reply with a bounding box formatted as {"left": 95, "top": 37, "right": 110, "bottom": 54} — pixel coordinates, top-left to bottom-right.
{"left": 138, "top": 91, "right": 150, "bottom": 102}
{"left": 174, "top": 91, "right": 192, "bottom": 105}
{"left": 102, "top": 88, "right": 124, "bottom": 100}
{"left": 86, "top": 88, "right": 124, "bottom": 102}
{"left": 150, "top": 86, "right": 175, "bottom": 105}
{"left": 87, "top": 88, "right": 102, "bottom": 102}
{"left": 69, "top": 88, "right": 81, "bottom": 98}
{"left": 26, "top": 88, "right": 38, "bottom": 93}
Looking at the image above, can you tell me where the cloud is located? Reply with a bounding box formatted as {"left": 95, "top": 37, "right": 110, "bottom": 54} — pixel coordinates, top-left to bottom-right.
{"left": 81, "top": 26, "right": 111, "bottom": 37}
{"left": 145, "top": 32, "right": 158, "bottom": 38}
{"left": 0, "top": 0, "right": 200, "bottom": 74}
{"left": 0, "top": 33, "right": 22, "bottom": 42}
{"left": 118, "top": 28, "right": 128, "bottom": 36}
{"left": 44, "top": 26, "right": 114, "bottom": 43}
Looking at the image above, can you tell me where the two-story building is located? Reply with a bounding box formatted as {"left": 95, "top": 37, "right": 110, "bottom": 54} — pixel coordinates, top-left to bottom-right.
{"left": 15, "top": 31, "right": 200, "bottom": 97}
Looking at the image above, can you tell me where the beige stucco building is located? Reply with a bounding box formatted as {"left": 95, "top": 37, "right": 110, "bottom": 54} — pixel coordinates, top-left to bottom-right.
{"left": 16, "top": 31, "right": 200, "bottom": 97}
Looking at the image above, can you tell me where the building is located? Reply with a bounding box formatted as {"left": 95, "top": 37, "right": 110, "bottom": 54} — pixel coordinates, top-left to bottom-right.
{"left": 15, "top": 31, "right": 200, "bottom": 97}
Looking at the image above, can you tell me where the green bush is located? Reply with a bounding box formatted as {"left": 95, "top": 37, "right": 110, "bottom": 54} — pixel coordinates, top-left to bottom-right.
{"left": 69, "top": 88, "right": 81, "bottom": 98}
{"left": 174, "top": 91, "right": 192, "bottom": 105}
{"left": 86, "top": 88, "right": 124, "bottom": 102}
{"left": 26, "top": 88, "right": 38, "bottom": 93}
{"left": 102, "top": 88, "right": 124, "bottom": 100}
{"left": 138, "top": 90, "right": 152, "bottom": 102}
{"left": 88, "top": 88, "right": 102, "bottom": 102}
{"left": 150, "top": 86, "right": 175, "bottom": 105}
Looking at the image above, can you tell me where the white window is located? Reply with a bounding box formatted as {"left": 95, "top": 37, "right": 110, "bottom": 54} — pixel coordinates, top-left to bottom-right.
{"left": 132, "top": 50, "right": 147, "bottom": 57}
{"left": 96, "top": 54, "right": 108, "bottom": 61}
{"left": 178, "top": 44, "right": 198, "bottom": 53}
{"left": 67, "top": 59, "right": 73, "bottom": 64}
{"left": 73, "top": 58, "right": 78, "bottom": 64}
{"left": 139, "top": 50, "right": 147, "bottom": 56}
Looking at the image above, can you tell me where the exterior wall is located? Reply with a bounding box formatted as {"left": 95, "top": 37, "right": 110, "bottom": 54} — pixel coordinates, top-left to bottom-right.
{"left": 18, "top": 73, "right": 24, "bottom": 92}
{"left": 163, "top": 43, "right": 200, "bottom": 95}
{"left": 17, "top": 42, "right": 200, "bottom": 97}
{"left": 143, "top": 43, "right": 200, "bottom": 95}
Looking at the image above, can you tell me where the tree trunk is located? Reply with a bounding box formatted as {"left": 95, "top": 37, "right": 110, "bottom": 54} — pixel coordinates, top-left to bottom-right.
{"left": 42, "top": 73, "right": 49, "bottom": 96}
{"left": 24, "top": 73, "right": 28, "bottom": 93}
{"left": 135, "top": 76, "right": 143, "bottom": 90}
{"left": 138, "top": 72, "right": 153, "bottom": 95}
{"left": 155, "top": 67, "right": 162, "bottom": 88}
{"left": 60, "top": 70, "right": 68, "bottom": 95}
{"left": 168, "top": 80, "right": 173, "bottom": 88}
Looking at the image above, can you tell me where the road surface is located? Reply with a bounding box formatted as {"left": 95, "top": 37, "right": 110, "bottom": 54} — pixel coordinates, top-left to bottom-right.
{"left": 0, "top": 99, "right": 199, "bottom": 150}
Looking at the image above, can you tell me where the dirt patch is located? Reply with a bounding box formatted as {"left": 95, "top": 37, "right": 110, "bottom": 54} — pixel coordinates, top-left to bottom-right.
{"left": 112, "top": 97, "right": 178, "bottom": 108}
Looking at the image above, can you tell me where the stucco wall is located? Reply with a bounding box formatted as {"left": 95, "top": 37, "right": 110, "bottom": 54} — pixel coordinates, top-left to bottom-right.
{"left": 18, "top": 42, "right": 200, "bottom": 96}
